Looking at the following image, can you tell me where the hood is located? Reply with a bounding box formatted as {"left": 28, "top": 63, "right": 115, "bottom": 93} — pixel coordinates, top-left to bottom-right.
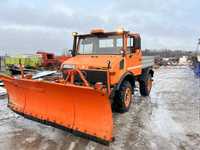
{"left": 62, "top": 55, "right": 122, "bottom": 70}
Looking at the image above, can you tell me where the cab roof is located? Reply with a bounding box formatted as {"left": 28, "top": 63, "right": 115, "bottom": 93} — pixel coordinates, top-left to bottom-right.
{"left": 76, "top": 31, "right": 140, "bottom": 38}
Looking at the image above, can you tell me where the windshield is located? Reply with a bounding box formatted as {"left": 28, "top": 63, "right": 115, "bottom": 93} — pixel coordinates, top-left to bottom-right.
{"left": 78, "top": 35, "right": 123, "bottom": 55}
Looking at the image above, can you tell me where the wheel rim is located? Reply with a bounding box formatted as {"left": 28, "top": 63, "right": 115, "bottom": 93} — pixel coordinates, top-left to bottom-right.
{"left": 147, "top": 78, "right": 153, "bottom": 93}
{"left": 124, "top": 88, "right": 132, "bottom": 108}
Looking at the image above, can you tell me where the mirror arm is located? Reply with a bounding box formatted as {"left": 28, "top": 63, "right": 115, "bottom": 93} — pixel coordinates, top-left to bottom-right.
{"left": 72, "top": 36, "right": 77, "bottom": 56}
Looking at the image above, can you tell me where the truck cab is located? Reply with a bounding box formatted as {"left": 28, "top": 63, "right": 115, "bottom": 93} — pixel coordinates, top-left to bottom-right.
{"left": 37, "top": 51, "right": 58, "bottom": 67}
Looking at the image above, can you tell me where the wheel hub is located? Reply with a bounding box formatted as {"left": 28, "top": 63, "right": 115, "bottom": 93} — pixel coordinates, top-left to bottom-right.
{"left": 124, "top": 88, "right": 132, "bottom": 108}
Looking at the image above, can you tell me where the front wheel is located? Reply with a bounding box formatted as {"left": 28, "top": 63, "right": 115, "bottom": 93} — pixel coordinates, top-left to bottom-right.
{"left": 113, "top": 81, "right": 133, "bottom": 113}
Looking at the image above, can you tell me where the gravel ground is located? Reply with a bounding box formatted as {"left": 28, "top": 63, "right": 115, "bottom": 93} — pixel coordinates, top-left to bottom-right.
{"left": 0, "top": 66, "right": 200, "bottom": 150}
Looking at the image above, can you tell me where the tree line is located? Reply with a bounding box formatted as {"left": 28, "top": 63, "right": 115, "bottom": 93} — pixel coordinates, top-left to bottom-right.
{"left": 142, "top": 49, "right": 193, "bottom": 58}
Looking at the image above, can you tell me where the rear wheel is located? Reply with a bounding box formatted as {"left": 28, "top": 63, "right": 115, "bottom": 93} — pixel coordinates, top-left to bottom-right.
{"left": 139, "top": 72, "right": 153, "bottom": 96}
{"left": 113, "top": 81, "right": 133, "bottom": 113}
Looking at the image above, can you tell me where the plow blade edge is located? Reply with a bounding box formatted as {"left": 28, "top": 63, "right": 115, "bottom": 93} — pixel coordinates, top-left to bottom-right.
{"left": 2, "top": 77, "right": 113, "bottom": 142}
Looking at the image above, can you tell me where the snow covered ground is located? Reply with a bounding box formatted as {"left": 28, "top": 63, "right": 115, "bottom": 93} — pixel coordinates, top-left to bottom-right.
{"left": 0, "top": 66, "right": 200, "bottom": 150}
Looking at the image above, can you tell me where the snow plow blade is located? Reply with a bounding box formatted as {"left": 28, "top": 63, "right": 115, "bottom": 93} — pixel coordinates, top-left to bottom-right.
{"left": 1, "top": 75, "right": 113, "bottom": 143}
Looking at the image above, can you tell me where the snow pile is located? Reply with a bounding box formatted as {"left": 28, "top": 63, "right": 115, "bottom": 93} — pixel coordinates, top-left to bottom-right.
{"left": 32, "top": 71, "right": 57, "bottom": 79}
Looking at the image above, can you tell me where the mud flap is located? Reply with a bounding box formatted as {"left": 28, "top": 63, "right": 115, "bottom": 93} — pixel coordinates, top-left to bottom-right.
{"left": 1, "top": 76, "right": 113, "bottom": 142}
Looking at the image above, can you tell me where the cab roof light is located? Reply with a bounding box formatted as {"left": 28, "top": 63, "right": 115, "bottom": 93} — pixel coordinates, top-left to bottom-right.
{"left": 116, "top": 27, "right": 125, "bottom": 34}
{"left": 91, "top": 28, "right": 105, "bottom": 34}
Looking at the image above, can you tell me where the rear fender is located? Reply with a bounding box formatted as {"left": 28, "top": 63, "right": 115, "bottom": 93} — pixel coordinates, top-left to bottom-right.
{"left": 140, "top": 67, "right": 154, "bottom": 81}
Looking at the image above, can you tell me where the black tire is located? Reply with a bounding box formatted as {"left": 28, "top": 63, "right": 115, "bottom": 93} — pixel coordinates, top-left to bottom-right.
{"left": 113, "top": 81, "right": 133, "bottom": 113}
{"left": 139, "top": 70, "right": 153, "bottom": 96}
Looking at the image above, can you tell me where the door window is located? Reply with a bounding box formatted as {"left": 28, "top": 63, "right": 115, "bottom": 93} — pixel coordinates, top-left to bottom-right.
{"left": 127, "top": 37, "right": 135, "bottom": 53}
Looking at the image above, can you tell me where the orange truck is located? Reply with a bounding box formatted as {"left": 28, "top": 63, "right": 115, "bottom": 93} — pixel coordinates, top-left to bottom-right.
{"left": 0, "top": 29, "right": 154, "bottom": 144}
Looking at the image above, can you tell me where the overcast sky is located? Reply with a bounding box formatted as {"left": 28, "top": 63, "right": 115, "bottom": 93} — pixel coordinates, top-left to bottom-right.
{"left": 0, "top": 0, "right": 200, "bottom": 55}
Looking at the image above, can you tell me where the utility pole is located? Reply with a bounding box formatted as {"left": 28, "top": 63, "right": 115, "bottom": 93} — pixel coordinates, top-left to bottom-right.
{"left": 195, "top": 38, "right": 200, "bottom": 56}
{"left": 197, "top": 38, "right": 200, "bottom": 54}
{"left": 197, "top": 38, "right": 200, "bottom": 86}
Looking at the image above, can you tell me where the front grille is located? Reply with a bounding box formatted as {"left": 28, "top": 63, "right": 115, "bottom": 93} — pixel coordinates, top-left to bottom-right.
{"left": 81, "top": 70, "right": 107, "bottom": 85}
{"left": 62, "top": 69, "right": 107, "bottom": 85}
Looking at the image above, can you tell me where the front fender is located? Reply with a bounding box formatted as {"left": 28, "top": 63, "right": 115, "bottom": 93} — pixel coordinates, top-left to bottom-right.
{"left": 116, "top": 72, "right": 135, "bottom": 90}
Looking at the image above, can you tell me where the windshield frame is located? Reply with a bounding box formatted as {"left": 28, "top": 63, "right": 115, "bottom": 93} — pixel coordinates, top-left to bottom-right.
{"left": 76, "top": 33, "right": 125, "bottom": 55}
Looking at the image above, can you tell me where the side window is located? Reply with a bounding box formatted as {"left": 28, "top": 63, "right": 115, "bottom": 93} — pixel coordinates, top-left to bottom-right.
{"left": 47, "top": 54, "right": 54, "bottom": 59}
{"left": 135, "top": 36, "right": 141, "bottom": 50}
{"left": 116, "top": 38, "right": 123, "bottom": 47}
{"left": 127, "top": 37, "right": 134, "bottom": 53}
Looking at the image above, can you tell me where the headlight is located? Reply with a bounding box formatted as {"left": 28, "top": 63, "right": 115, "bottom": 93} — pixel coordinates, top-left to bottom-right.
{"left": 62, "top": 64, "right": 76, "bottom": 69}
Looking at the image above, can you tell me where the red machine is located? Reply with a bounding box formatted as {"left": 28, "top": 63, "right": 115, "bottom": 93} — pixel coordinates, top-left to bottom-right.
{"left": 37, "top": 51, "right": 70, "bottom": 68}
{"left": 37, "top": 51, "right": 59, "bottom": 67}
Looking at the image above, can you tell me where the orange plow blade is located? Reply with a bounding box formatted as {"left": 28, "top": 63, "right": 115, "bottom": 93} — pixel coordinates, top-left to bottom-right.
{"left": 1, "top": 75, "right": 113, "bottom": 143}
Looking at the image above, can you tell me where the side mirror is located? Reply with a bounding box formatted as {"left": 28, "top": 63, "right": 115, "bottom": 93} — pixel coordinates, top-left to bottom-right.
{"left": 68, "top": 50, "right": 72, "bottom": 55}
{"left": 68, "top": 49, "right": 75, "bottom": 56}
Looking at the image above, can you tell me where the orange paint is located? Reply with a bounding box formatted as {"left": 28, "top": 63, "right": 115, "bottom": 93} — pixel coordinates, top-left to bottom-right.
{"left": 1, "top": 75, "right": 113, "bottom": 142}
{"left": 1, "top": 29, "right": 147, "bottom": 143}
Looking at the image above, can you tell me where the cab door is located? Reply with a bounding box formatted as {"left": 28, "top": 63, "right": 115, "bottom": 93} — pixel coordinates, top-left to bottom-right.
{"left": 125, "top": 35, "right": 142, "bottom": 75}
